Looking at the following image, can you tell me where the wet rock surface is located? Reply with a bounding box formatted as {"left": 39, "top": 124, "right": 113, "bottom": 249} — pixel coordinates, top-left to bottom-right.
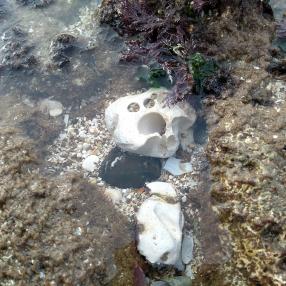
{"left": 49, "top": 33, "right": 78, "bottom": 68}
{"left": 99, "top": 147, "right": 162, "bottom": 188}
{"left": 0, "top": 130, "right": 134, "bottom": 285}
{"left": 0, "top": 26, "right": 37, "bottom": 71}
{"left": 206, "top": 76, "right": 286, "bottom": 286}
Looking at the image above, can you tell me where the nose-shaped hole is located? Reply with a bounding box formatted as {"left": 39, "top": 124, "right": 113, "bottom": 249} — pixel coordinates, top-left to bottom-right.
{"left": 138, "top": 113, "right": 166, "bottom": 135}
{"left": 127, "top": 102, "right": 140, "bottom": 112}
{"left": 143, "top": 98, "right": 155, "bottom": 108}
{"left": 167, "top": 135, "right": 177, "bottom": 148}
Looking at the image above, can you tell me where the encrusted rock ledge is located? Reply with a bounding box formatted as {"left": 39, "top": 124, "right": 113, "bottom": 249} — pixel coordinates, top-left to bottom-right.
{"left": 205, "top": 71, "right": 286, "bottom": 286}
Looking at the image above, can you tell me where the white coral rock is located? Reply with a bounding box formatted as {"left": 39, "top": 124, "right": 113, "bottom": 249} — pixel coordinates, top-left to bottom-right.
{"left": 137, "top": 182, "right": 184, "bottom": 265}
{"left": 105, "top": 88, "right": 196, "bottom": 158}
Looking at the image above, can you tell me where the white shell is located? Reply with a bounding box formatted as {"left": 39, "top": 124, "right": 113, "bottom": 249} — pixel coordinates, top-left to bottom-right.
{"left": 163, "top": 157, "right": 193, "bottom": 176}
{"left": 105, "top": 89, "right": 196, "bottom": 158}
{"left": 137, "top": 182, "right": 184, "bottom": 265}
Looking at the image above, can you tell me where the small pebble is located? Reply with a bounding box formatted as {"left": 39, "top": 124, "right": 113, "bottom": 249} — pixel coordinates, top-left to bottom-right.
{"left": 181, "top": 195, "right": 187, "bottom": 203}
{"left": 74, "top": 227, "right": 82, "bottom": 236}
{"left": 82, "top": 155, "right": 99, "bottom": 172}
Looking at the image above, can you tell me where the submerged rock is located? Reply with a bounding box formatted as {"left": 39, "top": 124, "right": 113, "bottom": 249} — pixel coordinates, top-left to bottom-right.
{"left": 0, "top": 26, "right": 37, "bottom": 71}
{"left": 99, "top": 147, "right": 162, "bottom": 188}
{"left": 105, "top": 88, "right": 196, "bottom": 158}
{"left": 49, "top": 33, "right": 78, "bottom": 68}
{"left": 137, "top": 182, "right": 184, "bottom": 265}
{"left": 39, "top": 99, "right": 63, "bottom": 117}
{"left": 16, "top": 0, "right": 54, "bottom": 8}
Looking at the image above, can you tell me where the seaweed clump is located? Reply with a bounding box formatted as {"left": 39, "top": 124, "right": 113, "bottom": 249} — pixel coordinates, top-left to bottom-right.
{"left": 101, "top": 0, "right": 220, "bottom": 103}
{"left": 100, "top": 0, "right": 274, "bottom": 103}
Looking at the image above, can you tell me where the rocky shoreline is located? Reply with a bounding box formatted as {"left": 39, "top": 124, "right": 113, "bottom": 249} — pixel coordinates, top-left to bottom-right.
{"left": 0, "top": 1, "right": 285, "bottom": 286}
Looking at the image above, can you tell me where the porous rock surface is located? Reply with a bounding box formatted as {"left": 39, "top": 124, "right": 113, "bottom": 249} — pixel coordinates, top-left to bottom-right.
{"left": 206, "top": 76, "right": 286, "bottom": 286}
{"left": 105, "top": 88, "right": 196, "bottom": 158}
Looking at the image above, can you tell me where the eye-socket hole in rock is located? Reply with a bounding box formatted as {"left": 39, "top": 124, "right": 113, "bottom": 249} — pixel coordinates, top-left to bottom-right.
{"left": 150, "top": 93, "right": 158, "bottom": 100}
{"left": 127, "top": 102, "right": 140, "bottom": 112}
{"left": 143, "top": 98, "right": 155, "bottom": 108}
{"left": 138, "top": 113, "right": 166, "bottom": 135}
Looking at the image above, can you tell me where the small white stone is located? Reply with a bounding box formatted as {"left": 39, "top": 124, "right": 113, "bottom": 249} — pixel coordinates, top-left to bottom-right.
{"left": 181, "top": 195, "right": 187, "bottom": 203}
{"left": 39, "top": 271, "right": 45, "bottom": 279}
{"left": 82, "top": 143, "right": 90, "bottom": 151}
{"left": 89, "top": 127, "right": 97, "bottom": 134}
{"left": 74, "top": 227, "right": 82, "bottom": 236}
{"left": 146, "top": 181, "right": 177, "bottom": 198}
{"left": 82, "top": 155, "right": 99, "bottom": 172}
{"left": 104, "top": 188, "right": 122, "bottom": 204}
{"left": 39, "top": 99, "right": 63, "bottom": 117}
{"left": 64, "top": 114, "right": 69, "bottom": 126}
{"left": 163, "top": 157, "right": 192, "bottom": 176}
{"left": 79, "top": 130, "right": 86, "bottom": 138}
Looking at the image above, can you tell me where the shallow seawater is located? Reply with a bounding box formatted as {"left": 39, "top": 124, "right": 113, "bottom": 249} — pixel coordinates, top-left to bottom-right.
{"left": 0, "top": 0, "right": 142, "bottom": 130}
{"left": 271, "top": 0, "right": 286, "bottom": 19}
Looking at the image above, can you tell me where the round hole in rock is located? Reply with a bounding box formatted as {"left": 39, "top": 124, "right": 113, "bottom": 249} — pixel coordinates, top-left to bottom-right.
{"left": 138, "top": 113, "right": 166, "bottom": 135}
{"left": 143, "top": 98, "right": 155, "bottom": 108}
{"left": 127, "top": 102, "right": 140, "bottom": 112}
{"left": 150, "top": 93, "right": 158, "bottom": 100}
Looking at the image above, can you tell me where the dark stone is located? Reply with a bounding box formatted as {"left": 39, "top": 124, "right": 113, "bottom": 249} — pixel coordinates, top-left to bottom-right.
{"left": 267, "top": 59, "right": 286, "bottom": 76}
{"left": 277, "top": 253, "right": 286, "bottom": 271}
{"left": 0, "top": 26, "right": 37, "bottom": 71}
{"left": 99, "top": 147, "right": 162, "bottom": 189}
{"left": 261, "top": 221, "right": 283, "bottom": 240}
{"left": 50, "top": 33, "right": 78, "bottom": 68}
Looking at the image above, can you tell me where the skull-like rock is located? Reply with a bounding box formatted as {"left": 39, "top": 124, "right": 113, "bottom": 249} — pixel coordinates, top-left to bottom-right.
{"left": 105, "top": 88, "right": 196, "bottom": 158}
